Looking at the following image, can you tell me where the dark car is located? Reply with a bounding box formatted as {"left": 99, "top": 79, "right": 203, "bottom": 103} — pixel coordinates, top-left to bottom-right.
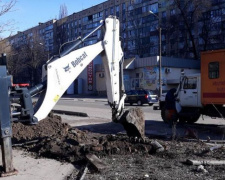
{"left": 125, "top": 89, "right": 158, "bottom": 106}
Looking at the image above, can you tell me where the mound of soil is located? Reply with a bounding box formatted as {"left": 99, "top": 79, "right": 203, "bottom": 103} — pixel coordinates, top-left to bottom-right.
{"left": 12, "top": 113, "right": 69, "bottom": 143}
{"left": 11, "top": 114, "right": 225, "bottom": 179}
{"left": 12, "top": 114, "right": 153, "bottom": 163}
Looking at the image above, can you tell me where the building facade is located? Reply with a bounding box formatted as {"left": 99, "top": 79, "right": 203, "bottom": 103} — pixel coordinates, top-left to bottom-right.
{"left": 1, "top": 0, "right": 225, "bottom": 94}
{"left": 0, "top": 19, "right": 56, "bottom": 56}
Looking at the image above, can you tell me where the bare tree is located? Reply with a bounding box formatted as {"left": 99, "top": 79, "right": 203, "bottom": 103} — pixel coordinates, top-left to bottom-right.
{"left": 172, "top": 0, "right": 211, "bottom": 59}
{"left": 59, "top": 3, "right": 68, "bottom": 20}
{"left": 199, "top": 2, "right": 225, "bottom": 51}
{"left": 8, "top": 35, "right": 47, "bottom": 85}
{"left": 56, "top": 23, "right": 67, "bottom": 53}
{"left": 0, "top": 0, "right": 17, "bottom": 38}
{"left": 56, "top": 3, "right": 69, "bottom": 52}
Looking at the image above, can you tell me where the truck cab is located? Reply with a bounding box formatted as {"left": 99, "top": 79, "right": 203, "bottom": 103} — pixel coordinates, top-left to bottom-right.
{"left": 160, "top": 49, "right": 225, "bottom": 124}
{"left": 177, "top": 74, "right": 202, "bottom": 108}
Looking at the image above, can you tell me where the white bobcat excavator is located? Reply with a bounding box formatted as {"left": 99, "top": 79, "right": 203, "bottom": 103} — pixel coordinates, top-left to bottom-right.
{"left": 0, "top": 16, "right": 144, "bottom": 175}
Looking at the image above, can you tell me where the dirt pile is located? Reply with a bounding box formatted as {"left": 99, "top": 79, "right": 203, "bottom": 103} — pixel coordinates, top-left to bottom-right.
{"left": 12, "top": 113, "right": 69, "bottom": 143}
{"left": 11, "top": 114, "right": 225, "bottom": 179}
{"left": 12, "top": 114, "right": 153, "bottom": 164}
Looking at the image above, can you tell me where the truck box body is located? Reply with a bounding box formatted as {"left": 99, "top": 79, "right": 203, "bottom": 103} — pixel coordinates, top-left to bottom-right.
{"left": 201, "top": 49, "right": 225, "bottom": 105}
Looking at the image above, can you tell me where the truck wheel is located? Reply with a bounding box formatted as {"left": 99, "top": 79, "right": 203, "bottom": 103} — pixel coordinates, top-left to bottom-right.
{"left": 137, "top": 100, "right": 142, "bottom": 106}
{"left": 149, "top": 103, "right": 153, "bottom": 106}
{"left": 178, "top": 116, "right": 188, "bottom": 123}
{"left": 179, "top": 114, "right": 200, "bottom": 124}
{"left": 187, "top": 113, "right": 200, "bottom": 124}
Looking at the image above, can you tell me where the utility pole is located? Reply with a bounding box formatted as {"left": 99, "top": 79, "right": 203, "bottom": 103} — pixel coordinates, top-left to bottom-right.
{"left": 149, "top": 11, "right": 162, "bottom": 98}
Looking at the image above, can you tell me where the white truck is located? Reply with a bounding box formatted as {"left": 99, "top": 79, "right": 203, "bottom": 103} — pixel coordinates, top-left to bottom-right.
{"left": 160, "top": 49, "right": 225, "bottom": 124}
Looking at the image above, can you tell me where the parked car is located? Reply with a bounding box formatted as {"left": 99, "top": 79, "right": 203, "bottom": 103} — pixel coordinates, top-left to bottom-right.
{"left": 125, "top": 89, "right": 158, "bottom": 106}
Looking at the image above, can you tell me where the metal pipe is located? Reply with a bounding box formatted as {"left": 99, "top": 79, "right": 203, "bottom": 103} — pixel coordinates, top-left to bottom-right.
{"left": 10, "top": 98, "right": 20, "bottom": 104}
{"left": 11, "top": 112, "right": 21, "bottom": 116}
{"left": 29, "top": 81, "right": 47, "bottom": 97}
{"left": 60, "top": 21, "right": 104, "bottom": 57}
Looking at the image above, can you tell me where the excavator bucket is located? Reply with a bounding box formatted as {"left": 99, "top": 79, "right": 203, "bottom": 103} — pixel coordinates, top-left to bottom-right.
{"left": 119, "top": 107, "right": 145, "bottom": 139}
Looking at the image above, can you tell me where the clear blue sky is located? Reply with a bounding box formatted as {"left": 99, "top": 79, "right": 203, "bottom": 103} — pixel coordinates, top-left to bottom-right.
{"left": 1, "top": 0, "right": 106, "bottom": 38}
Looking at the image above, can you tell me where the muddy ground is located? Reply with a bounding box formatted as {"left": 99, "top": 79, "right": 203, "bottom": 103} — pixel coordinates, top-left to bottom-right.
{"left": 11, "top": 113, "right": 225, "bottom": 180}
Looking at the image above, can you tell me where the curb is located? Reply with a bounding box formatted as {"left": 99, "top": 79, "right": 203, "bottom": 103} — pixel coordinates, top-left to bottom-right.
{"left": 60, "top": 98, "right": 107, "bottom": 103}
{"left": 52, "top": 110, "right": 88, "bottom": 117}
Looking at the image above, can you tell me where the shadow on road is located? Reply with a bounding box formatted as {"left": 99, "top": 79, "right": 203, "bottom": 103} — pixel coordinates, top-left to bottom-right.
{"left": 75, "top": 122, "right": 125, "bottom": 135}
{"left": 75, "top": 119, "right": 225, "bottom": 141}
{"left": 145, "top": 119, "right": 225, "bottom": 140}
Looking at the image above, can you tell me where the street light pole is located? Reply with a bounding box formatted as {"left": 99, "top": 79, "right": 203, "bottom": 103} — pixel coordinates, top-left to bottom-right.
{"left": 149, "top": 11, "right": 162, "bottom": 98}
{"left": 159, "top": 27, "right": 162, "bottom": 98}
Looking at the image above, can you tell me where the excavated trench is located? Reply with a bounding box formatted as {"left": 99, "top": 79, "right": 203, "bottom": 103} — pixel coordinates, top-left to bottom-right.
{"left": 11, "top": 113, "right": 225, "bottom": 179}
{"left": 12, "top": 113, "right": 153, "bottom": 164}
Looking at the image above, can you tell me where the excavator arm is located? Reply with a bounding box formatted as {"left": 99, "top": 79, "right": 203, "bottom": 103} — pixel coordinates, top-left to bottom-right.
{"left": 0, "top": 16, "right": 144, "bottom": 176}
{"left": 33, "top": 16, "right": 125, "bottom": 122}
{"left": 10, "top": 16, "right": 144, "bottom": 139}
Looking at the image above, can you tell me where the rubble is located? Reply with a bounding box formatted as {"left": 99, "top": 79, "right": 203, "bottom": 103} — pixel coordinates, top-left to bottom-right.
{"left": 86, "top": 154, "right": 107, "bottom": 172}
{"left": 10, "top": 113, "right": 225, "bottom": 179}
{"left": 186, "top": 159, "right": 225, "bottom": 166}
{"left": 197, "top": 165, "right": 208, "bottom": 173}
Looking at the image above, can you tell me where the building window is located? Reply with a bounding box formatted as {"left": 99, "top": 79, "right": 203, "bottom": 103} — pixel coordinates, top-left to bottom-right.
{"left": 134, "top": 0, "right": 142, "bottom": 4}
{"left": 116, "top": 5, "right": 119, "bottom": 12}
{"left": 128, "top": 5, "right": 133, "bottom": 11}
{"left": 222, "top": 8, "right": 225, "bottom": 15}
{"left": 209, "top": 62, "right": 219, "bottom": 79}
{"left": 110, "top": 7, "right": 114, "bottom": 15}
{"left": 142, "top": 6, "right": 147, "bottom": 13}
{"left": 149, "top": 3, "right": 158, "bottom": 13}
{"left": 178, "top": 41, "right": 184, "bottom": 49}
{"left": 211, "top": 9, "right": 222, "bottom": 17}
{"left": 170, "top": 9, "right": 176, "bottom": 16}
{"left": 162, "top": 11, "right": 166, "bottom": 18}
{"left": 122, "top": 3, "right": 126, "bottom": 10}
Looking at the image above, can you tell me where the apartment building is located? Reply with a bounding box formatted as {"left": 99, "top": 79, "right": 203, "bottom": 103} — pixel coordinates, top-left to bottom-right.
{"left": 54, "top": 0, "right": 159, "bottom": 58}
{"left": 55, "top": 0, "right": 225, "bottom": 58}
{"left": 159, "top": 0, "right": 225, "bottom": 59}
{"left": 1, "top": 0, "right": 225, "bottom": 94}
{"left": 0, "top": 19, "right": 56, "bottom": 55}
{"left": 53, "top": 0, "right": 160, "bottom": 94}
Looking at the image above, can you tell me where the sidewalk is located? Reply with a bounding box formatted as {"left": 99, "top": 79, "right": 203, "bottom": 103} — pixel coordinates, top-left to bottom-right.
{"left": 0, "top": 150, "right": 75, "bottom": 180}
{"left": 4, "top": 95, "right": 106, "bottom": 179}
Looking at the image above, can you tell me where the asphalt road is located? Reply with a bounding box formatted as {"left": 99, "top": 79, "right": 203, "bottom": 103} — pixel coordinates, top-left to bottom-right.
{"left": 55, "top": 98, "right": 161, "bottom": 120}
{"left": 54, "top": 97, "right": 225, "bottom": 141}
{"left": 55, "top": 98, "right": 225, "bottom": 125}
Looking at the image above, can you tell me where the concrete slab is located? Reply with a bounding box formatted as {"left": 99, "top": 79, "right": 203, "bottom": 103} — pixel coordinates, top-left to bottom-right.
{"left": 0, "top": 150, "right": 76, "bottom": 180}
